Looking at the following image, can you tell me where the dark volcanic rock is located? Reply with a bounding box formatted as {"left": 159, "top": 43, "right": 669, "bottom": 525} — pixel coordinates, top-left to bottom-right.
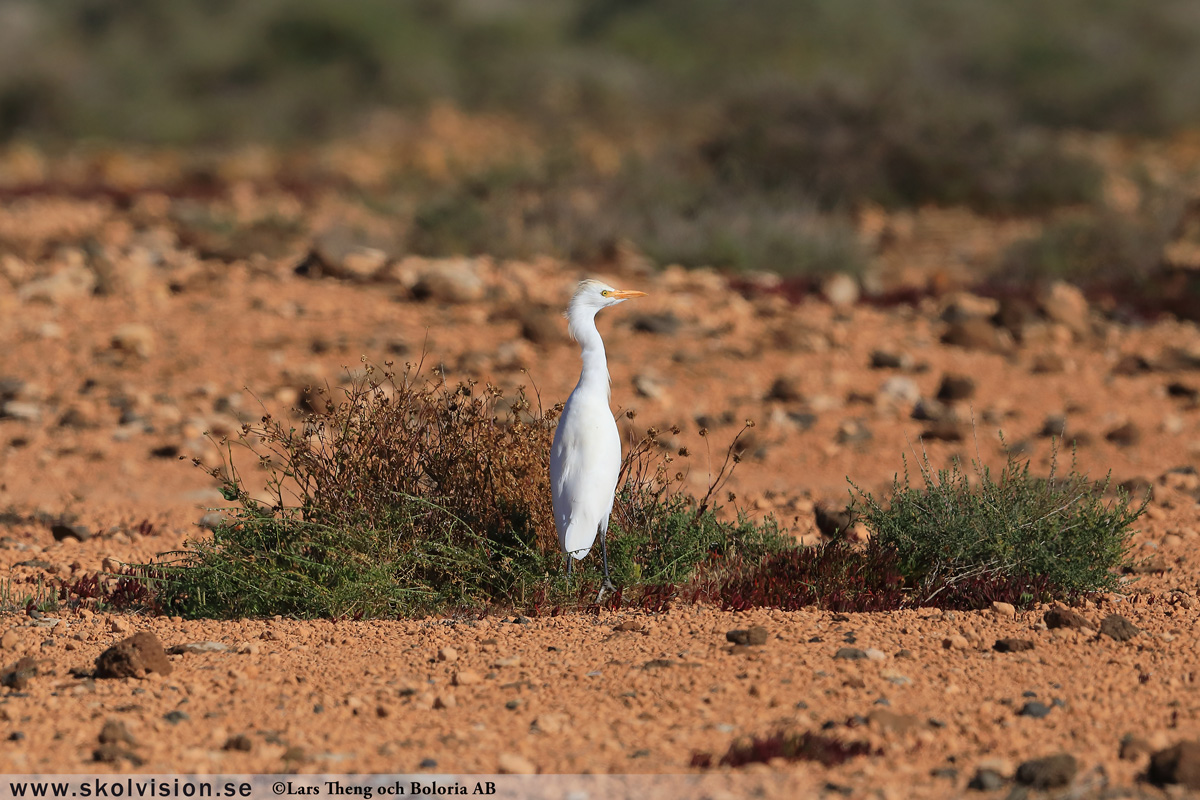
{"left": 99, "top": 719, "right": 137, "bottom": 746}
{"left": 1044, "top": 607, "right": 1093, "bottom": 630}
{"left": 993, "top": 638, "right": 1034, "bottom": 653}
{"left": 95, "top": 632, "right": 173, "bottom": 679}
{"left": 726, "top": 626, "right": 769, "bottom": 646}
{"left": 1098, "top": 614, "right": 1140, "bottom": 642}
{"left": 920, "top": 419, "right": 966, "bottom": 442}
{"left": 50, "top": 522, "right": 91, "bottom": 542}
{"left": 1015, "top": 753, "right": 1077, "bottom": 788}
{"left": 935, "top": 374, "right": 976, "bottom": 402}
{"left": 1149, "top": 741, "right": 1200, "bottom": 789}
{"left": 1105, "top": 421, "right": 1141, "bottom": 447}
{"left": 1018, "top": 701, "right": 1052, "bottom": 719}
{"left": 1, "top": 657, "right": 37, "bottom": 690}
{"left": 814, "top": 503, "right": 855, "bottom": 537}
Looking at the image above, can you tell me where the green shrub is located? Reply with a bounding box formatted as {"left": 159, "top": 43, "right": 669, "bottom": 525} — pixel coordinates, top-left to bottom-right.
{"left": 853, "top": 444, "right": 1145, "bottom": 602}
{"left": 148, "top": 363, "right": 787, "bottom": 619}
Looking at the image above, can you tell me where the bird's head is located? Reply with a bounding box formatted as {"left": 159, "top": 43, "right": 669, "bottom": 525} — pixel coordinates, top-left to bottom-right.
{"left": 570, "top": 279, "right": 647, "bottom": 312}
{"left": 566, "top": 279, "right": 646, "bottom": 341}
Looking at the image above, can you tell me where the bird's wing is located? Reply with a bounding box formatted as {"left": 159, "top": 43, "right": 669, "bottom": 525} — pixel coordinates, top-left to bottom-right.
{"left": 550, "top": 399, "right": 621, "bottom": 560}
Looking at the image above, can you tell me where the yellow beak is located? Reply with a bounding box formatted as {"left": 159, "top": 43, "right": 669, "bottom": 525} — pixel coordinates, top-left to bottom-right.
{"left": 610, "top": 289, "right": 647, "bottom": 299}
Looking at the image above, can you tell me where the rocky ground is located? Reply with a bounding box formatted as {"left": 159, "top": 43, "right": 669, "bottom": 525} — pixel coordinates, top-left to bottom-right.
{"left": 3, "top": 146, "right": 1200, "bottom": 796}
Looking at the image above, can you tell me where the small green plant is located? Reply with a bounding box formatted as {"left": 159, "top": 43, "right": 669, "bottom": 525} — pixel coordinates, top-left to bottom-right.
{"left": 0, "top": 575, "right": 59, "bottom": 615}
{"left": 853, "top": 442, "right": 1145, "bottom": 604}
{"left": 145, "top": 360, "right": 785, "bottom": 619}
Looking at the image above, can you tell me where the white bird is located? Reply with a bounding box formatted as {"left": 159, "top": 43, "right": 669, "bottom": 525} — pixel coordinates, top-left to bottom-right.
{"left": 551, "top": 279, "right": 646, "bottom": 602}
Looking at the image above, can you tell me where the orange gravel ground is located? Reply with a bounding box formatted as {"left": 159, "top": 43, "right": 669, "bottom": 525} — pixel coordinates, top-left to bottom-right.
{"left": 1, "top": 159, "right": 1200, "bottom": 797}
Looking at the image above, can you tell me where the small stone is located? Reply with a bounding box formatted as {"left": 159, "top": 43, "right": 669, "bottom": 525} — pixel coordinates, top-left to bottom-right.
{"left": 835, "top": 647, "right": 868, "bottom": 661}
{"left": 726, "top": 626, "right": 768, "bottom": 646}
{"left": 1015, "top": 754, "right": 1077, "bottom": 789}
{"left": 497, "top": 752, "right": 537, "bottom": 775}
{"left": 412, "top": 259, "right": 485, "bottom": 303}
{"left": 305, "top": 228, "right": 390, "bottom": 281}
{"left": 0, "top": 401, "right": 40, "bottom": 422}
{"left": 50, "top": 523, "right": 91, "bottom": 542}
{"left": 835, "top": 419, "right": 872, "bottom": 444}
{"left": 98, "top": 719, "right": 136, "bottom": 746}
{"left": 814, "top": 503, "right": 855, "bottom": 537}
{"left": 914, "top": 399, "right": 949, "bottom": 423}
{"left": 942, "top": 318, "right": 1007, "bottom": 352}
{"left": 993, "top": 296, "right": 1037, "bottom": 338}
{"left": 95, "top": 632, "right": 173, "bottom": 679}
{"left": 452, "top": 670, "right": 481, "bottom": 686}
{"left": 1105, "top": 422, "right": 1141, "bottom": 447}
{"left": 870, "top": 350, "right": 913, "bottom": 370}
{"left": 613, "top": 620, "right": 642, "bottom": 633}
{"left": 863, "top": 648, "right": 887, "bottom": 662}
{"left": 18, "top": 264, "right": 97, "bottom": 305}
{"left": 991, "top": 601, "right": 1016, "bottom": 617}
{"left": 820, "top": 273, "right": 860, "bottom": 308}
{"left": 1031, "top": 352, "right": 1067, "bottom": 374}
{"left": 1018, "top": 701, "right": 1052, "bottom": 718}
{"left": 111, "top": 323, "right": 157, "bottom": 359}
{"left": 968, "top": 769, "right": 1007, "bottom": 792}
{"left": 878, "top": 376, "right": 920, "bottom": 406}
{"left": 109, "top": 618, "right": 131, "bottom": 633}
{"left": 765, "top": 376, "right": 804, "bottom": 403}
{"left": 921, "top": 419, "right": 966, "bottom": 442}
{"left": 1149, "top": 741, "right": 1200, "bottom": 789}
{"left": 437, "top": 646, "right": 458, "bottom": 663}
{"left": 531, "top": 714, "right": 568, "bottom": 734}
{"left": 993, "top": 638, "right": 1034, "bottom": 653}
{"left": 433, "top": 694, "right": 456, "bottom": 710}
{"left": 1037, "top": 281, "right": 1089, "bottom": 336}
{"left": 936, "top": 374, "right": 976, "bottom": 402}
{"left": 942, "top": 635, "right": 969, "bottom": 650}
{"left": 0, "top": 629, "right": 19, "bottom": 650}
{"left": 1098, "top": 614, "right": 1140, "bottom": 642}
{"left": 223, "top": 734, "right": 253, "bottom": 752}
{"left": 163, "top": 710, "right": 189, "bottom": 724}
{"left": 1, "top": 657, "right": 37, "bottom": 690}
{"left": 632, "top": 372, "right": 667, "bottom": 400}
{"left": 1044, "top": 607, "right": 1093, "bottom": 630}
{"left": 1120, "top": 735, "right": 1153, "bottom": 761}
{"left": 166, "top": 641, "right": 230, "bottom": 655}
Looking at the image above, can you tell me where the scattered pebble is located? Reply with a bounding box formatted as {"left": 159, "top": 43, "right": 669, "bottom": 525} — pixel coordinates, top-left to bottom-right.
{"left": 95, "top": 632, "right": 173, "bottom": 679}
{"left": 1098, "top": 614, "right": 1140, "bottom": 642}
{"left": 1015, "top": 753, "right": 1077, "bottom": 789}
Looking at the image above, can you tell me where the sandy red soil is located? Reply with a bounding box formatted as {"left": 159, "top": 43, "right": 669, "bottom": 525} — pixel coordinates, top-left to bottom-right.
{"left": 2, "top": 148, "right": 1200, "bottom": 796}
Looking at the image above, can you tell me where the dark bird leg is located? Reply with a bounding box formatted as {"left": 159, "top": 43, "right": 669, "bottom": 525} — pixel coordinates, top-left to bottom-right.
{"left": 595, "top": 518, "right": 616, "bottom": 604}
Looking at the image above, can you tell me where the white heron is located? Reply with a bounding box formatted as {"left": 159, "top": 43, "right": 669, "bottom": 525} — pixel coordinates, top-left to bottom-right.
{"left": 551, "top": 279, "right": 646, "bottom": 602}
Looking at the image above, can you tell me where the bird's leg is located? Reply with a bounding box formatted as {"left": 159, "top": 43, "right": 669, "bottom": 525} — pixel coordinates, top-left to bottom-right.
{"left": 595, "top": 522, "right": 616, "bottom": 605}
{"left": 566, "top": 555, "right": 573, "bottom": 585}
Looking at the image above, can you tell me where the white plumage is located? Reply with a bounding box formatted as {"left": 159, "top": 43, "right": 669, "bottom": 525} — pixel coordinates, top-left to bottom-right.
{"left": 550, "top": 279, "right": 645, "bottom": 597}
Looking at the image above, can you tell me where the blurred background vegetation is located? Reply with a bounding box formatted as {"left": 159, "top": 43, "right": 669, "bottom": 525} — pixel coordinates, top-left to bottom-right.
{"left": 3, "top": 0, "right": 1200, "bottom": 278}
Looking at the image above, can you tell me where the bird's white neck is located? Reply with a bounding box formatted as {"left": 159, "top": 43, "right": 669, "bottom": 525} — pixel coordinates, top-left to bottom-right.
{"left": 569, "top": 308, "right": 611, "bottom": 400}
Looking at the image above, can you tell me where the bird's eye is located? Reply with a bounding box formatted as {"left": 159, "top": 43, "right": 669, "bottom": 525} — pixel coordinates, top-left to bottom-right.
{"left": 601, "top": 290, "right": 611, "bottom": 297}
